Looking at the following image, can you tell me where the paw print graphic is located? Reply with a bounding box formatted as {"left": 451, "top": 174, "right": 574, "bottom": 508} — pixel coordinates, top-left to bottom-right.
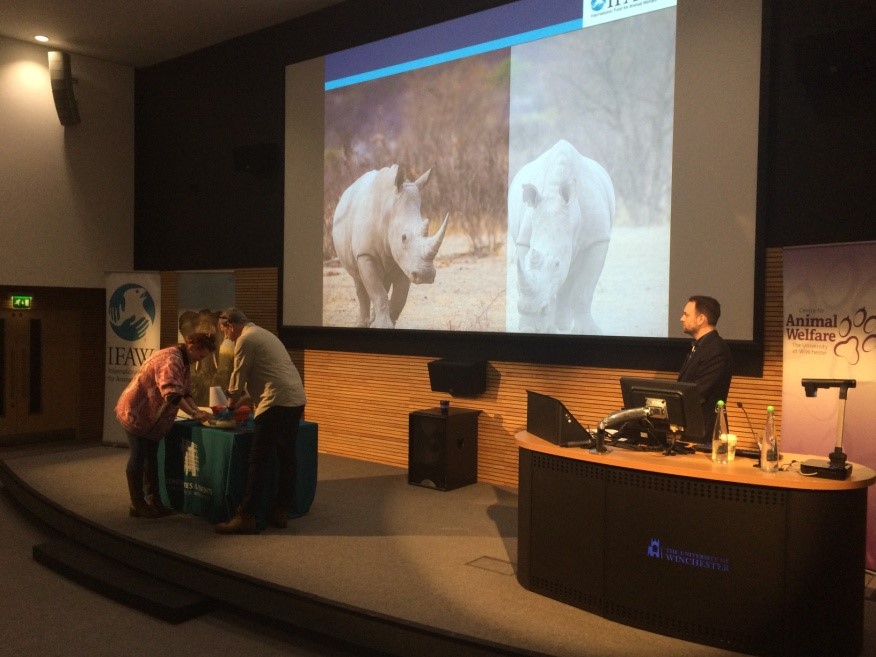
{"left": 834, "top": 307, "right": 876, "bottom": 365}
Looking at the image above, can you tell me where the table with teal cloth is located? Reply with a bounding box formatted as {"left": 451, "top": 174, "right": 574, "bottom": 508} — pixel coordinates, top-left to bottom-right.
{"left": 158, "top": 419, "right": 318, "bottom": 529}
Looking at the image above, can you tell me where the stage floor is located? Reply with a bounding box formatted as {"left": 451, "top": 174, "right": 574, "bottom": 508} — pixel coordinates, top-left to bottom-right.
{"left": 3, "top": 443, "right": 861, "bottom": 657}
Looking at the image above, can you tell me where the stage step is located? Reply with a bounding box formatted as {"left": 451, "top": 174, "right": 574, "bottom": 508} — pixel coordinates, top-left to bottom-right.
{"left": 33, "top": 540, "right": 214, "bottom": 623}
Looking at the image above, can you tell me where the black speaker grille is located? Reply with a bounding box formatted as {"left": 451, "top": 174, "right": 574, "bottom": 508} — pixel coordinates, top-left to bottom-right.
{"left": 411, "top": 418, "right": 445, "bottom": 466}
{"left": 533, "top": 452, "right": 787, "bottom": 507}
{"left": 530, "top": 576, "right": 600, "bottom": 611}
{"left": 532, "top": 452, "right": 604, "bottom": 480}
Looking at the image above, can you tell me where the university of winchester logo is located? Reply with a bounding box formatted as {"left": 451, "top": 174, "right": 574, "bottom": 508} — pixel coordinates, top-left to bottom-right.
{"left": 646, "top": 537, "right": 729, "bottom": 572}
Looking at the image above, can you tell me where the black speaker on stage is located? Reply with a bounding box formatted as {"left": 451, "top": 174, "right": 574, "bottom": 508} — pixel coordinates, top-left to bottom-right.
{"left": 48, "top": 51, "right": 80, "bottom": 126}
{"left": 408, "top": 407, "right": 479, "bottom": 491}
{"left": 427, "top": 359, "right": 487, "bottom": 398}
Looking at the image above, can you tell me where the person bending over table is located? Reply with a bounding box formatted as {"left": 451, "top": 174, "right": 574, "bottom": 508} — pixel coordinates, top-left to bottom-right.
{"left": 115, "top": 332, "right": 216, "bottom": 518}
{"left": 677, "top": 295, "right": 732, "bottom": 437}
{"left": 214, "top": 308, "right": 307, "bottom": 535}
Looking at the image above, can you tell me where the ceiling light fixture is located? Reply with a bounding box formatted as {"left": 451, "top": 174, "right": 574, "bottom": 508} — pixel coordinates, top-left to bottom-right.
{"left": 34, "top": 35, "right": 49, "bottom": 43}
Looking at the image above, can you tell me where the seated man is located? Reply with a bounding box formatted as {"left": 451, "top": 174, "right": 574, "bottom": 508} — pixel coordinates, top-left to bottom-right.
{"left": 677, "top": 295, "right": 732, "bottom": 437}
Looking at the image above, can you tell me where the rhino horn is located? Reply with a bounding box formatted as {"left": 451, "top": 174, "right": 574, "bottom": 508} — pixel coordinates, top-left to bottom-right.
{"left": 413, "top": 168, "right": 432, "bottom": 190}
{"left": 425, "top": 213, "right": 449, "bottom": 260}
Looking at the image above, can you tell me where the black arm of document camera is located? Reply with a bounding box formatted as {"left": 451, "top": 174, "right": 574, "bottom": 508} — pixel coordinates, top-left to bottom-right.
{"left": 802, "top": 378, "right": 856, "bottom": 399}
{"left": 589, "top": 407, "right": 652, "bottom": 455}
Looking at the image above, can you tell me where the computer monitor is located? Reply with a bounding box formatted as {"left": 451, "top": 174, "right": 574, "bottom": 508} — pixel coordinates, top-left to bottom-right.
{"left": 618, "top": 377, "right": 707, "bottom": 444}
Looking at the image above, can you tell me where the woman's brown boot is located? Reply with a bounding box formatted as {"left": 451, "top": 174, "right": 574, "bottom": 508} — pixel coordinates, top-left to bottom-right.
{"left": 215, "top": 506, "right": 258, "bottom": 534}
{"left": 127, "top": 470, "right": 161, "bottom": 519}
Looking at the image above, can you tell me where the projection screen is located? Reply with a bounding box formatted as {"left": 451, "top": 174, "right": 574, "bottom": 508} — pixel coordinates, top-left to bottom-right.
{"left": 283, "top": 0, "right": 763, "bottom": 363}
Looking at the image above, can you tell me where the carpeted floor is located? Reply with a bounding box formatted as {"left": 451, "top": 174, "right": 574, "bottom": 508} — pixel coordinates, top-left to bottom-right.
{"left": 2, "top": 440, "right": 875, "bottom": 657}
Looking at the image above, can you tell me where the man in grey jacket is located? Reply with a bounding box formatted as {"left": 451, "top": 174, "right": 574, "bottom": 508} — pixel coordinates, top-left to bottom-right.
{"left": 215, "top": 308, "right": 306, "bottom": 534}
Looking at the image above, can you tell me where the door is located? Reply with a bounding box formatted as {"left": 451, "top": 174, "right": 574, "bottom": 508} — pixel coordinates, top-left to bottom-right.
{"left": 0, "top": 308, "right": 79, "bottom": 443}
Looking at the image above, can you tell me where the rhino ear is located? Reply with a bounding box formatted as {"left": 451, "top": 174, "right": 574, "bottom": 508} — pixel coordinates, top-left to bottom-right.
{"left": 522, "top": 183, "right": 540, "bottom": 208}
{"left": 394, "top": 165, "right": 406, "bottom": 192}
{"left": 413, "top": 168, "right": 432, "bottom": 190}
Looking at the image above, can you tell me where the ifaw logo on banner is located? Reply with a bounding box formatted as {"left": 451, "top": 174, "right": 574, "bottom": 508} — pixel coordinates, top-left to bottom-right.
{"left": 103, "top": 272, "right": 161, "bottom": 446}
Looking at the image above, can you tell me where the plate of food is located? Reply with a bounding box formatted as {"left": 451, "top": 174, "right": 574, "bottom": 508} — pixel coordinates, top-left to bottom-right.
{"left": 201, "top": 418, "right": 237, "bottom": 429}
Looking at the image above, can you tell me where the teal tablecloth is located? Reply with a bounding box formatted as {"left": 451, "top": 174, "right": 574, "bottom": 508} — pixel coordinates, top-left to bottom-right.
{"left": 158, "top": 419, "right": 318, "bottom": 528}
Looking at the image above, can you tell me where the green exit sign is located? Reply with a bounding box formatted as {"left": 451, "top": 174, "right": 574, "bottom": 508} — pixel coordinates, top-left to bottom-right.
{"left": 11, "top": 295, "right": 32, "bottom": 310}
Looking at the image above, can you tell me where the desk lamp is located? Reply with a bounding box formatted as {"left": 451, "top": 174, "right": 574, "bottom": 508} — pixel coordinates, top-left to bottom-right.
{"left": 799, "top": 378, "right": 856, "bottom": 480}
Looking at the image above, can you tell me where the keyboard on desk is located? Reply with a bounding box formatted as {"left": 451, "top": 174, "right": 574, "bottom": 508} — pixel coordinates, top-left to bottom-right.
{"left": 693, "top": 444, "right": 760, "bottom": 459}
{"left": 610, "top": 439, "right": 666, "bottom": 453}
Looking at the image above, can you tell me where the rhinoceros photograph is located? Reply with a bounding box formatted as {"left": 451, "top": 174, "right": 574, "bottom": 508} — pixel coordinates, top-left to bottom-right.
{"left": 505, "top": 9, "right": 675, "bottom": 337}
{"left": 506, "top": 140, "right": 614, "bottom": 335}
{"left": 321, "top": 6, "right": 675, "bottom": 336}
{"left": 322, "top": 50, "right": 510, "bottom": 331}
{"left": 330, "top": 165, "right": 449, "bottom": 329}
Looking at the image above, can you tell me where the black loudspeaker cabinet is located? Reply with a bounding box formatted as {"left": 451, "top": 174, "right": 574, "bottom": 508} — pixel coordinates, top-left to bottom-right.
{"left": 408, "top": 407, "right": 480, "bottom": 491}
{"left": 427, "top": 359, "right": 487, "bottom": 397}
{"left": 48, "top": 51, "right": 80, "bottom": 126}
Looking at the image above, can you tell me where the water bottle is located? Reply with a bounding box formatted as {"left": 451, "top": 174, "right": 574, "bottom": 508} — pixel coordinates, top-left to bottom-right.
{"left": 711, "top": 400, "right": 733, "bottom": 463}
{"left": 761, "top": 405, "right": 779, "bottom": 472}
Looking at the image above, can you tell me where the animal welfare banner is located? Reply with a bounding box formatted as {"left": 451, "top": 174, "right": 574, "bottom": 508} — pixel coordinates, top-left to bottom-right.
{"left": 782, "top": 241, "right": 876, "bottom": 568}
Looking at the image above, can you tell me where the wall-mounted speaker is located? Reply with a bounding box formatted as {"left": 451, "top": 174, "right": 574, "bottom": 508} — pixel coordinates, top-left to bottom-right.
{"left": 427, "top": 358, "right": 487, "bottom": 398}
{"left": 48, "top": 51, "right": 80, "bottom": 126}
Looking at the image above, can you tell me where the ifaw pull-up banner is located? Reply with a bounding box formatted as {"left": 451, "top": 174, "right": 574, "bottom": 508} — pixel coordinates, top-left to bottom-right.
{"left": 102, "top": 271, "right": 162, "bottom": 446}
{"left": 782, "top": 241, "right": 876, "bottom": 568}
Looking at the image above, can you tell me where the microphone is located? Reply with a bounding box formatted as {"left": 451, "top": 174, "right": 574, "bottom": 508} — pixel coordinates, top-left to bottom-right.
{"left": 736, "top": 401, "right": 757, "bottom": 445}
{"left": 736, "top": 402, "right": 762, "bottom": 467}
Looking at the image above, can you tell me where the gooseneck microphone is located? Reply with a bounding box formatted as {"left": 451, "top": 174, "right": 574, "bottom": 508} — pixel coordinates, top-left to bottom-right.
{"left": 737, "top": 401, "right": 762, "bottom": 467}
{"left": 736, "top": 401, "right": 757, "bottom": 444}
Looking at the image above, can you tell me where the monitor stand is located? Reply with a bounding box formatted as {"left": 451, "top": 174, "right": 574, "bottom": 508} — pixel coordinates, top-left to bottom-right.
{"left": 589, "top": 428, "right": 610, "bottom": 455}
{"left": 663, "top": 431, "right": 682, "bottom": 456}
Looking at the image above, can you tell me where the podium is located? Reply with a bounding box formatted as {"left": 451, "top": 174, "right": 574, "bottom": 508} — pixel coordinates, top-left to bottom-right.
{"left": 516, "top": 431, "right": 875, "bottom": 657}
{"left": 408, "top": 407, "right": 479, "bottom": 490}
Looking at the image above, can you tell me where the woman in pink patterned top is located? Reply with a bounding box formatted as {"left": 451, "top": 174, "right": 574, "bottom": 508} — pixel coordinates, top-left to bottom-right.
{"left": 115, "top": 332, "right": 216, "bottom": 518}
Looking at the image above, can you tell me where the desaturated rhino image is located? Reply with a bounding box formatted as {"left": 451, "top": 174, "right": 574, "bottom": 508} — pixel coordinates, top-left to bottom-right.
{"left": 508, "top": 140, "right": 614, "bottom": 334}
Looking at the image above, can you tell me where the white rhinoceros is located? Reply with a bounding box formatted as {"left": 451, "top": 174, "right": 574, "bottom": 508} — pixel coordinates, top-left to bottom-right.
{"left": 332, "top": 165, "right": 449, "bottom": 328}
{"left": 507, "top": 140, "right": 614, "bottom": 334}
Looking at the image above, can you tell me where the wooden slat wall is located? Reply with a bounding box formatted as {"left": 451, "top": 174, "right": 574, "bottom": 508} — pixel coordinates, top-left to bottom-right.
{"left": 304, "top": 249, "right": 785, "bottom": 488}
{"left": 160, "top": 251, "right": 785, "bottom": 489}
